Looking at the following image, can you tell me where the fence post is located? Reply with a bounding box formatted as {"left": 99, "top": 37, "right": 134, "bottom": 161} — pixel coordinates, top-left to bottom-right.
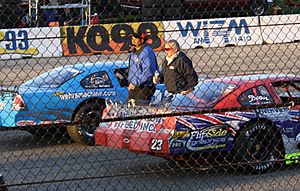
{"left": 0, "top": 174, "right": 8, "bottom": 191}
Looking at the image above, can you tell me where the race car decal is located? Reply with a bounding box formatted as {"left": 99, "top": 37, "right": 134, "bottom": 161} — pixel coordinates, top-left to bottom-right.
{"left": 170, "top": 125, "right": 233, "bottom": 153}
{"left": 170, "top": 140, "right": 185, "bottom": 149}
{"left": 220, "top": 112, "right": 250, "bottom": 121}
{"left": 16, "top": 120, "right": 36, "bottom": 126}
{"left": 194, "top": 114, "right": 223, "bottom": 125}
{"left": 176, "top": 114, "right": 227, "bottom": 130}
{"left": 39, "top": 120, "right": 70, "bottom": 125}
{"left": 285, "top": 152, "right": 300, "bottom": 164}
{"left": 150, "top": 139, "right": 163, "bottom": 151}
{"left": 176, "top": 117, "right": 195, "bottom": 130}
{"left": 255, "top": 107, "right": 290, "bottom": 121}
{"left": 0, "top": 102, "right": 7, "bottom": 110}
{"left": 107, "top": 118, "right": 164, "bottom": 133}
{"left": 58, "top": 91, "right": 116, "bottom": 100}
{"left": 185, "top": 127, "right": 229, "bottom": 152}
{"left": 288, "top": 110, "right": 300, "bottom": 123}
{"left": 248, "top": 95, "right": 271, "bottom": 104}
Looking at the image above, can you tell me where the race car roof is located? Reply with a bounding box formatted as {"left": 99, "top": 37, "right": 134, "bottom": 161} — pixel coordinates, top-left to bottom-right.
{"left": 213, "top": 73, "right": 300, "bottom": 85}
{"left": 65, "top": 61, "right": 129, "bottom": 72}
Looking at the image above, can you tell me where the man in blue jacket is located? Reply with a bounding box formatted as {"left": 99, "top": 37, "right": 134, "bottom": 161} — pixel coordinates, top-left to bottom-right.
{"left": 128, "top": 32, "right": 159, "bottom": 103}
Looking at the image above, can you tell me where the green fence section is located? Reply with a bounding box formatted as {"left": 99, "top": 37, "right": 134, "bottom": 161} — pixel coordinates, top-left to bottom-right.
{"left": 273, "top": 0, "right": 300, "bottom": 14}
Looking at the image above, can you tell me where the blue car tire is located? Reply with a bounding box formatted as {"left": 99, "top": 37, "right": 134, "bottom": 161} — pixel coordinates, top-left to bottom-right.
{"left": 67, "top": 102, "right": 104, "bottom": 145}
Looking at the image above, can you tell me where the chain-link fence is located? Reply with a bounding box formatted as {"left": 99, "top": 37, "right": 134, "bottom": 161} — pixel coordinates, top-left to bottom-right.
{"left": 1, "top": 0, "right": 300, "bottom": 190}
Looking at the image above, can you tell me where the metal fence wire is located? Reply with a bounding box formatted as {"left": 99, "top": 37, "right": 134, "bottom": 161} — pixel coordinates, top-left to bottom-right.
{"left": 1, "top": 0, "right": 300, "bottom": 190}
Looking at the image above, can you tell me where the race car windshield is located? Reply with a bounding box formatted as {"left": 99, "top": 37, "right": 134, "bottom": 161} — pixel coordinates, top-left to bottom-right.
{"left": 24, "top": 67, "right": 81, "bottom": 88}
{"left": 170, "top": 81, "right": 235, "bottom": 109}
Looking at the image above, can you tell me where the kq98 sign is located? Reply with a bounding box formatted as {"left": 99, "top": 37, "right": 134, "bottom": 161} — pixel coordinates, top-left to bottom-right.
{"left": 163, "top": 17, "right": 263, "bottom": 49}
{"left": 0, "top": 27, "right": 62, "bottom": 60}
{"left": 61, "top": 22, "right": 165, "bottom": 56}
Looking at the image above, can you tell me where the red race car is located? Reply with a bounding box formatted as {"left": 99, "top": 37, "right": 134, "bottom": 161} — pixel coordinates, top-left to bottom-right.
{"left": 95, "top": 74, "right": 300, "bottom": 174}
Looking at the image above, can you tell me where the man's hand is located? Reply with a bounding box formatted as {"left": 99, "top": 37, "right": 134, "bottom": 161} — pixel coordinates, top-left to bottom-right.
{"left": 153, "top": 75, "right": 160, "bottom": 84}
{"left": 181, "top": 89, "right": 192, "bottom": 95}
{"left": 128, "top": 83, "right": 136, "bottom": 90}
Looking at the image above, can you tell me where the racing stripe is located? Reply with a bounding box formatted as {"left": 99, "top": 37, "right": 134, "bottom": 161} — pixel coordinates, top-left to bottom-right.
{"left": 176, "top": 117, "right": 196, "bottom": 130}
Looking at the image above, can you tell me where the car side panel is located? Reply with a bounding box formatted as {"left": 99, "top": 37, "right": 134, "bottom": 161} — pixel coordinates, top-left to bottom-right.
{"left": 0, "top": 92, "right": 18, "bottom": 127}
{"left": 14, "top": 66, "right": 129, "bottom": 126}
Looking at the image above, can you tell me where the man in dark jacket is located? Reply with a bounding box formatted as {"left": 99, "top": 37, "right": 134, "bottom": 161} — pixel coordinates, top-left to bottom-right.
{"left": 154, "top": 39, "right": 198, "bottom": 95}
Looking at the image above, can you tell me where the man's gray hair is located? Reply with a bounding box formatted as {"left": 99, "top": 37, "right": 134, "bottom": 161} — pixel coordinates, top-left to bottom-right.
{"left": 167, "top": 39, "right": 181, "bottom": 52}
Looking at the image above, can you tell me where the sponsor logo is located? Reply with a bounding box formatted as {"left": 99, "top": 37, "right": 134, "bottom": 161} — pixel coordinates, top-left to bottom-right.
{"left": 0, "top": 102, "right": 7, "bottom": 109}
{"left": 52, "top": 92, "right": 65, "bottom": 97}
{"left": 173, "top": 131, "right": 189, "bottom": 139}
{"left": 0, "top": 31, "right": 39, "bottom": 55}
{"left": 193, "top": 144, "right": 226, "bottom": 151}
{"left": 109, "top": 118, "right": 161, "bottom": 133}
{"left": 190, "top": 128, "right": 227, "bottom": 140}
{"left": 104, "top": 105, "right": 165, "bottom": 133}
{"left": 285, "top": 152, "right": 300, "bottom": 165}
{"left": 256, "top": 107, "right": 290, "bottom": 121}
{"left": 245, "top": 123, "right": 267, "bottom": 136}
{"left": 248, "top": 95, "right": 270, "bottom": 103}
{"left": 189, "top": 137, "right": 227, "bottom": 147}
{"left": 58, "top": 91, "right": 116, "bottom": 100}
{"left": 185, "top": 127, "right": 229, "bottom": 151}
{"left": 39, "top": 120, "right": 69, "bottom": 125}
{"left": 255, "top": 156, "right": 275, "bottom": 170}
{"left": 16, "top": 120, "right": 36, "bottom": 126}
{"left": 170, "top": 140, "right": 185, "bottom": 149}
{"left": 61, "top": 22, "right": 164, "bottom": 56}
{"left": 177, "top": 19, "right": 250, "bottom": 45}
{"left": 39, "top": 121, "right": 54, "bottom": 125}
{"left": 82, "top": 72, "right": 112, "bottom": 89}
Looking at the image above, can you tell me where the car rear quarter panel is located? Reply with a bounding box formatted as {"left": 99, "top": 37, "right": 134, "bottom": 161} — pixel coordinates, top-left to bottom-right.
{"left": 0, "top": 92, "right": 18, "bottom": 127}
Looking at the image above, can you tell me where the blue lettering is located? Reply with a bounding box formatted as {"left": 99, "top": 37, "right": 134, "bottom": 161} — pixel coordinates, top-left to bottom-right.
{"left": 202, "top": 21, "right": 210, "bottom": 44}
{"left": 194, "top": 37, "right": 205, "bottom": 44}
{"left": 4, "top": 30, "right": 29, "bottom": 50}
{"left": 177, "top": 21, "right": 201, "bottom": 37}
{"left": 5, "top": 31, "right": 17, "bottom": 50}
{"left": 227, "top": 19, "right": 250, "bottom": 35}
{"left": 140, "top": 122, "right": 155, "bottom": 132}
{"left": 18, "top": 30, "right": 29, "bottom": 50}
{"left": 210, "top": 20, "right": 229, "bottom": 43}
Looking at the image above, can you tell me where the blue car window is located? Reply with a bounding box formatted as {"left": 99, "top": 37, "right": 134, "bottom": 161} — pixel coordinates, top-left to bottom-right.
{"left": 24, "top": 67, "right": 81, "bottom": 88}
{"left": 81, "top": 71, "right": 113, "bottom": 89}
{"left": 170, "top": 81, "right": 234, "bottom": 108}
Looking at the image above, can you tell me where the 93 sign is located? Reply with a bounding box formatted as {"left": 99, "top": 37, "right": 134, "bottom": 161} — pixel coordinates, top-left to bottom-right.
{"left": 0, "top": 30, "right": 39, "bottom": 56}
{"left": 61, "top": 22, "right": 165, "bottom": 56}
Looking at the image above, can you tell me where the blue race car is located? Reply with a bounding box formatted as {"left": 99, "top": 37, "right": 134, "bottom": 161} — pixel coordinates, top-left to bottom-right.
{"left": 0, "top": 61, "right": 133, "bottom": 144}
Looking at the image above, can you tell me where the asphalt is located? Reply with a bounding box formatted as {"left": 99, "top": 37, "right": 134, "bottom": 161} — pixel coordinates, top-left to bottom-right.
{"left": 0, "top": 42, "right": 300, "bottom": 190}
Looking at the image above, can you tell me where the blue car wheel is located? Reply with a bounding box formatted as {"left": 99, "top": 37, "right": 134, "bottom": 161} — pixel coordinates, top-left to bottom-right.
{"left": 67, "top": 102, "right": 104, "bottom": 145}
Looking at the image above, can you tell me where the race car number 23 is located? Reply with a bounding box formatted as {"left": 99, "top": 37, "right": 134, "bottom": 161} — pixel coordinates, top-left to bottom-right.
{"left": 150, "top": 139, "right": 163, "bottom": 151}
